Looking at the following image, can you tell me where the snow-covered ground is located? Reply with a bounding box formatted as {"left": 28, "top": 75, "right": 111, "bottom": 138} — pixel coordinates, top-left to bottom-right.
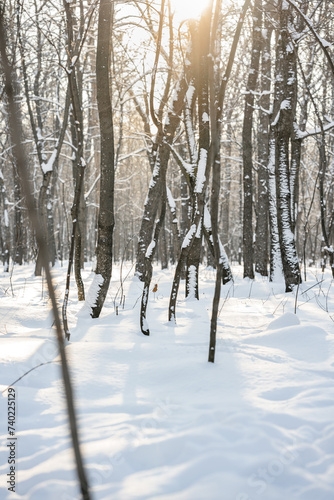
{"left": 1, "top": 262, "right": 334, "bottom": 500}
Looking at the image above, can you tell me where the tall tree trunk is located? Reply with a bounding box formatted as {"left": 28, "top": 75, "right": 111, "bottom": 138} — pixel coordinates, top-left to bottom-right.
{"left": 290, "top": 4, "right": 311, "bottom": 237}
{"left": 268, "top": 131, "right": 283, "bottom": 280}
{"left": 35, "top": 171, "right": 53, "bottom": 275}
{"left": 90, "top": 0, "right": 115, "bottom": 318}
{"left": 0, "top": 169, "right": 10, "bottom": 271}
{"left": 242, "top": 0, "right": 262, "bottom": 279}
{"left": 185, "top": 233, "right": 202, "bottom": 299}
{"left": 62, "top": 0, "right": 89, "bottom": 337}
{"left": 272, "top": 1, "right": 301, "bottom": 291}
{"left": 63, "top": 0, "right": 87, "bottom": 303}
{"left": 140, "top": 185, "right": 167, "bottom": 335}
{"left": 69, "top": 108, "right": 85, "bottom": 301}
{"left": 255, "top": 19, "right": 272, "bottom": 276}
{"left": 221, "top": 112, "right": 232, "bottom": 258}
{"left": 13, "top": 160, "right": 23, "bottom": 265}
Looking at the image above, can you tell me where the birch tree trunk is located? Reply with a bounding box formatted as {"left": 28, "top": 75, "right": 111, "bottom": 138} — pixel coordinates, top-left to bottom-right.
{"left": 268, "top": 131, "right": 283, "bottom": 280}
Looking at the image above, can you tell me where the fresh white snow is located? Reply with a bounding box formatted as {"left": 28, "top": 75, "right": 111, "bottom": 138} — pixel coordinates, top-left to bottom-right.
{"left": 41, "top": 148, "right": 57, "bottom": 174}
{"left": 1, "top": 262, "right": 334, "bottom": 500}
{"left": 181, "top": 224, "right": 196, "bottom": 249}
{"left": 195, "top": 149, "right": 207, "bottom": 194}
{"left": 84, "top": 274, "right": 105, "bottom": 311}
{"left": 145, "top": 241, "right": 156, "bottom": 259}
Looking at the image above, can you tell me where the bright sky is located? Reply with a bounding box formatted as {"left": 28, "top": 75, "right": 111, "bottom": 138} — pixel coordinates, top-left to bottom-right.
{"left": 169, "top": 0, "right": 211, "bottom": 22}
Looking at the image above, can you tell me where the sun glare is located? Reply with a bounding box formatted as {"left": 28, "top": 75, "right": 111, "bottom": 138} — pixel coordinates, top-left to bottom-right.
{"left": 169, "top": 0, "right": 211, "bottom": 22}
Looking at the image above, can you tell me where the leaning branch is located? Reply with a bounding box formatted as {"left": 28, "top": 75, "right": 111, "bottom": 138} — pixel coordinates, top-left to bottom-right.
{"left": 217, "top": 0, "right": 252, "bottom": 122}
{"left": 286, "top": 0, "right": 334, "bottom": 76}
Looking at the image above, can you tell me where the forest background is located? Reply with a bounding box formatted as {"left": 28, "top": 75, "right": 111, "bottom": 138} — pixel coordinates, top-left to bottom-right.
{"left": 0, "top": 0, "right": 334, "bottom": 341}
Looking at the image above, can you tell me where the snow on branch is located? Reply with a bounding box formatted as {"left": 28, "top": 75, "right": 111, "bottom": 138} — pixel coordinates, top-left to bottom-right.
{"left": 285, "top": 0, "right": 334, "bottom": 76}
{"left": 167, "top": 142, "right": 195, "bottom": 178}
{"left": 41, "top": 148, "right": 57, "bottom": 174}
{"left": 182, "top": 224, "right": 197, "bottom": 249}
{"left": 295, "top": 120, "right": 334, "bottom": 140}
{"left": 195, "top": 148, "right": 207, "bottom": 193}
{"left": 166, "top": 186, "right": 176, "bottom": 211}
{"left": 145, "top": 240, "right": 156, "bottom": 259}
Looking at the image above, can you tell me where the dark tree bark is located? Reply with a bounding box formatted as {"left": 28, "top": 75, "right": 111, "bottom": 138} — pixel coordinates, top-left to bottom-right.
{"left": 0, "top": 168, "right": 10, "bottom": 271}
{"left": 90, "top": 0, "right": 115, "bottom": 318}
{"left": 221, "top": 110, "right": 233, "bottom": 258}
{"left": 272, "top": 2, "right": 301, "bottom": 292}
{"left": 289, "top": 2, "right": 310, "bottom": 237}
{"left": 12, "top": 161, "right": 23, "bottom": 265}
{"left": 242, "top": 0, "right": 262, "bottom": 279}
{"left": 255, "top": 16, "right": 272, "bottom": 276}
{"left": 140, "top": 185, "right": 166, "bottom": 335}
{"left": 166, "top": 185, "right": 182, "bottom": 264}
{"left": 67, "top": 0, "right": 87, "bottom": 302}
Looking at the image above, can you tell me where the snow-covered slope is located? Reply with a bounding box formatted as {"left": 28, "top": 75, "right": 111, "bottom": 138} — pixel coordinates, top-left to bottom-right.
{"left": 1, "top": 263, "right": 333, "bottom": 499}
